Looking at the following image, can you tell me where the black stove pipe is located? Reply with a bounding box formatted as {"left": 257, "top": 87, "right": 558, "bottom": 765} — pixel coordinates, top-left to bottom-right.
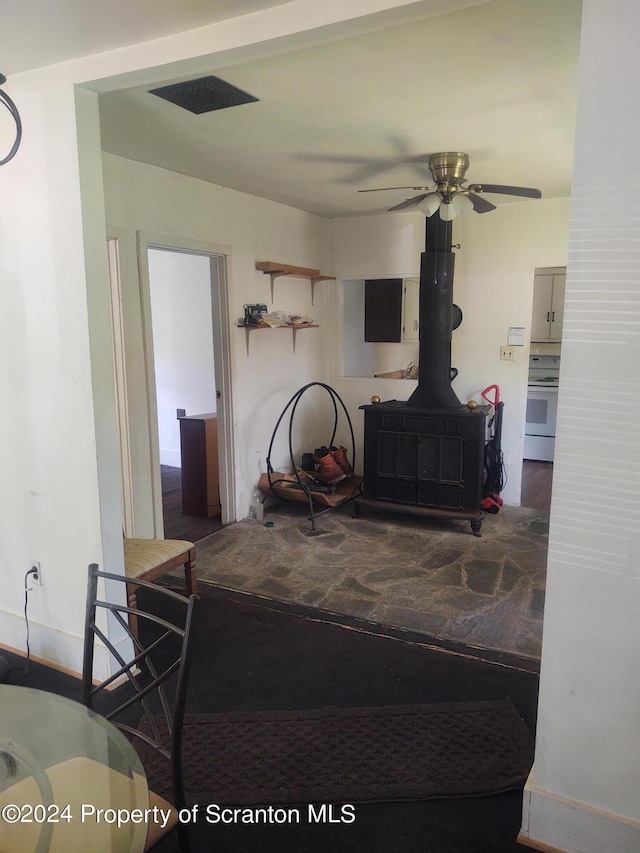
{"left": 407, "top": 215, "right": 463, "bottom": 410}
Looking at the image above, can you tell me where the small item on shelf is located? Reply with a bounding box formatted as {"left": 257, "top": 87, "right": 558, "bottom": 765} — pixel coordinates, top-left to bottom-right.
{"left": 243, "top": 304, "right": 268, "bottom": 325}
{"left": 259, "top": 310, "right": 289, "bottom": 327}
{"left": 288, "top": 314, "right": 313, "bottom": 326}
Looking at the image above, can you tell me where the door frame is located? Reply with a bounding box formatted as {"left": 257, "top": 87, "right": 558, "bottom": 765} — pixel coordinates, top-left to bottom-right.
{"left": 137, "top": 231, "right": 236, "bottom": 531}
{"left": 106, "top": 227, "right": 136, "bottom": 535}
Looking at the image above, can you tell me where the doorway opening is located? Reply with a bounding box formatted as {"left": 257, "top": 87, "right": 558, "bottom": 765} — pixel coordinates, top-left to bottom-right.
{"left": 138, "top": 234, "right": 235, "bottom": 541}
{"left": 146, "top": 247, "right": 222, "bottom": 541}
{"left": 521, "top": 266, "right": 565, "bottom": 511}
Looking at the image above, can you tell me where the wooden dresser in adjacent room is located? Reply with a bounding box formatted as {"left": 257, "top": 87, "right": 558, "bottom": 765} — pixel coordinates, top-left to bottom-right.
{"left": 179, "top": 413, "right": 221, "bottom": 518}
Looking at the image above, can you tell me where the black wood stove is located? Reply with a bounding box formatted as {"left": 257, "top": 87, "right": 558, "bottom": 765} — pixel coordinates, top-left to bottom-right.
{"left": 358, "top": 216, "right": 488, "bottom": 536}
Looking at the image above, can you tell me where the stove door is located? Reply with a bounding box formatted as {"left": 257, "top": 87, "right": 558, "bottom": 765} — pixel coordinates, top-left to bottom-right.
{"left": 525, "top": 387, "right": 558, "bottom": 437}
{"left": 524, "top": 387, "right": 558, "bottom": 462}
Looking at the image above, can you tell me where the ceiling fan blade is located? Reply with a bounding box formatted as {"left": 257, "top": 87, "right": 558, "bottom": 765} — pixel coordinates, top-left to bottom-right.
{"left": 388, "top": 194, "right": 428, "bottom": 212}
{"left": 358, "top": 185, "right": 431, "bottom": 193}
{"left": 467, "top": 183, "right": 542, "bottom": 199}
{"left": 465, "top": 192, "right": 496, "bottom": 214}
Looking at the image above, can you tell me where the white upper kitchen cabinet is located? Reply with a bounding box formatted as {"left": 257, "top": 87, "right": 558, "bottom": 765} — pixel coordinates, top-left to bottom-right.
{"left": 531, "top": 267, "right": 566, "bottom": 342}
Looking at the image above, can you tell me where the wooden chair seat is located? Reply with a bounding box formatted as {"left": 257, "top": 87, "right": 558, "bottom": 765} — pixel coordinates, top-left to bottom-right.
{"left": 124, "top": 538, "right": 197, "bottom": 596}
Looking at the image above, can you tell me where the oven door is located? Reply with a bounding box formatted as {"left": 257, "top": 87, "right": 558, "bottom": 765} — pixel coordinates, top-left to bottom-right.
{"left": 525, "top": 386, "right": 558, "bottom": 436}
{"left": 524, "top": 386, "right": 558, "bottom": 462}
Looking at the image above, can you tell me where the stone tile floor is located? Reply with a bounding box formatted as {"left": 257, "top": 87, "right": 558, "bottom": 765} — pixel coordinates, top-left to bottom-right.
{"left": 195, "top": 500, "right": 549, "bottom": 663}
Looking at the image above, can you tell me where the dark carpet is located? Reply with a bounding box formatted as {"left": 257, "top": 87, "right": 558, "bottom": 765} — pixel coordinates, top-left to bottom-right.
{"left": 138, "top": 585, "right": 538, "bottom": 852}
{"left": 140, "top": 699, "right": 533, "bottom": 806}
{"left": 3, "top": 585, "right": 539, "bottom": 852}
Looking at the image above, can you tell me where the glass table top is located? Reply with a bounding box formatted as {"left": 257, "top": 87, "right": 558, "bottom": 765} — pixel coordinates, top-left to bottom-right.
{"left": 0, "top": 685, "right": 149, "bottom": 853}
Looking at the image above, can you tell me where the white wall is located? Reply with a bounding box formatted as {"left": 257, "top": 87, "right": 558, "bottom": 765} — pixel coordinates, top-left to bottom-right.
{"left": 328, "top": 198, "right": 571, "bottom": 505}
{"left": 103, "top": 153, "right": 332, "bottom": 525}
{"left": 520, "top": 0, "right": 640, "bottom": 849}
{"left": 0, "top": 75, "right": 114, "bottom": 671}
{"left": 148, "top": 249, "right": 216, "bottom": 467}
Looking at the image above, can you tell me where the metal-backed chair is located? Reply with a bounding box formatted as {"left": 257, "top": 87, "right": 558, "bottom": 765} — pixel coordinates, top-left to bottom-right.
{"left": 82, "top": 563, "right": 199, "bottom": 851}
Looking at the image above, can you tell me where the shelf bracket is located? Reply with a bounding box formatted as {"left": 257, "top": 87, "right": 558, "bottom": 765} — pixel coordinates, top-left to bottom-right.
{"left": 267, "top": 272, "right": 289, "bottom": 303}
{"left": 310, "top": 276, "right": 334, "bottom": 305}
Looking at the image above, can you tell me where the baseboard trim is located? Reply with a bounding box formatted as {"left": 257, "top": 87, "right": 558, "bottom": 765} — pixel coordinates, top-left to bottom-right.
{"left": 517, "top": 833, "right": 567, "bottom": 853}
{"left": 521, "top": 771, "right": 640, "bottom": 853}
{"left": 0, "top": 609, "right": 136, "bottom": 683}
{"left": 0, "top": 642, "right": 81, "bottom": 680}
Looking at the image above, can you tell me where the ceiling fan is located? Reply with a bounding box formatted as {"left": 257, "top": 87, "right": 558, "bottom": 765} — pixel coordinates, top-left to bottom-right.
{"left": 358, "top": 152, "right": 541, "bottom": 219}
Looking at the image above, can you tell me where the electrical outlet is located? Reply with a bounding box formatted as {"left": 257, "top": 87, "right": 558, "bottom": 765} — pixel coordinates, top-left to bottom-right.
{"left": 176, "top": 408, "right": 186, "bottom": 419}
{"left": 29, "top": 561, "right": 42, "bottom": 586}
{"left": 500, "top": 346, "right": 515, "bottom": 361}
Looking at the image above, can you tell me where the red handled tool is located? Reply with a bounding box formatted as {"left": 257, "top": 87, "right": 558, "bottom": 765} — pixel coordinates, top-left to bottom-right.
{"left": 481, "top": 384, "right": 500, "bottom": 408}
{"left": 480, "top": 385, "right": 505, "bottom": 513}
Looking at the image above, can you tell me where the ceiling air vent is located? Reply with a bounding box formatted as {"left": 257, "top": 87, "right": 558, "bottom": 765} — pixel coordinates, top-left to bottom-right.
{"left": 149, "top": 75, "right": 259, "bottom": 114}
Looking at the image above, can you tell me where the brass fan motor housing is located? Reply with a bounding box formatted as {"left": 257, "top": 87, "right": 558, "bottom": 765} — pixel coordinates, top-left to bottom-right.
{"left": 429, "top": 152, "right": 470, "bottom": 187}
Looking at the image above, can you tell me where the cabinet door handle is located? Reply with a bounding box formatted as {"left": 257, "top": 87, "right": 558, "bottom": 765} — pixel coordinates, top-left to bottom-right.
{"left": 551, "top": 311, "right": 555, "bottom": 322}
{"left": 546, "top": 311, "right": 550, "bottom": 322}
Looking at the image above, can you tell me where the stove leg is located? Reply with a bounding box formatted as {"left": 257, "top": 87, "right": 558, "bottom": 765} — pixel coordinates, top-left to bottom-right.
{"left": 471, "top": 519, "right": 483, "bottom": 537}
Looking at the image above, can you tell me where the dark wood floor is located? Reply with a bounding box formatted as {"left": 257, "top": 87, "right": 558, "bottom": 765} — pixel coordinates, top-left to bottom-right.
{"left": 162, "top": 460, "right": 551, "bottom": 540}
{"left": 521, "top": 460, "right": 553, "bottom": 511}
{"left": 161, "top": 465, "right": 224, "bottom": 542}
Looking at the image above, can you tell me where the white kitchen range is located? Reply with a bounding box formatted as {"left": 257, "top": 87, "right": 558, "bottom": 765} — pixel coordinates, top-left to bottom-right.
{"left": 524, "top": 354, "right": 560, "bottom": 462}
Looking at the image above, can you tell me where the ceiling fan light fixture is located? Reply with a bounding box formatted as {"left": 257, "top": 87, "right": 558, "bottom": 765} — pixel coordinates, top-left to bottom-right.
{"left": 418, "top": 193, "right": 441, "bottom": 217}
{"left": 451, "top": 193, "right": 474, "bottom": 217}
{"left": 439, "top": 198, "right": 457, "bottom": 221}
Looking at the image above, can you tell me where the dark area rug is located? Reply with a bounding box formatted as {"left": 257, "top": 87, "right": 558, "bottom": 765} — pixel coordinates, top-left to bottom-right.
{"left": 139, "top": 698, "right": 533, "bottom": 806}
{"left": 6, "top": 585, "right": 537, "bottom": 851}
{"left": 125, "top": 586, "right": 538, "bottom": 850}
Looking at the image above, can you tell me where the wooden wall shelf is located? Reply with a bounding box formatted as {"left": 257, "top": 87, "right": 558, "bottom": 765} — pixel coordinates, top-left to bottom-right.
{"left": 255, "top": 261, "right": 335, "bottom": 303}
{"left": 238, "top": 323, "right": 319, "bottom": 355}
